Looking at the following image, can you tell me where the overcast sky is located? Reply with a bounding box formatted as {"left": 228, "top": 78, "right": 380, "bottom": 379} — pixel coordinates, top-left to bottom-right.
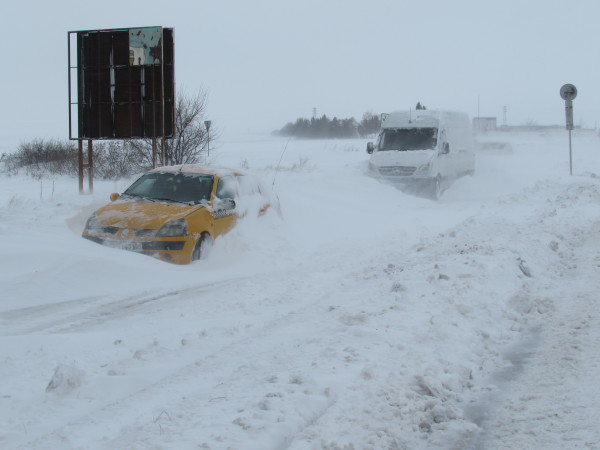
{"left": 2, "top": 0, "right": 599, "bottom": 150}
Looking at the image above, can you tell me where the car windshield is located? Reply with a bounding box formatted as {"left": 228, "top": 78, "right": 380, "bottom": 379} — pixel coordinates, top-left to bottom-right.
{"left": 379, "top": 128, "right": 437, "bottom": 151}
{"left": 123, "top": 172, "right": 214, "bottom": 204}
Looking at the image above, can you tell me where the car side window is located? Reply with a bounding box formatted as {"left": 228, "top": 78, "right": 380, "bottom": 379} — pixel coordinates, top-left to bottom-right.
{"left": 236, "top": 175, "right": 260, "bottom": 195}
{"left": 216, "top": 176, "right": 237, "bottom": 209}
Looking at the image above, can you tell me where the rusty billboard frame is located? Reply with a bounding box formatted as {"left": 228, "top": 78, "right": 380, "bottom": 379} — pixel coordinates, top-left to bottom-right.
{"left": 68, "top": 26, "right": 175, "bottom": 193}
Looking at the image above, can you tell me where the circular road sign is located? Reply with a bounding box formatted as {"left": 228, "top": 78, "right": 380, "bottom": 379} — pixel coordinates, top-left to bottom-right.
{"left": 560, "top": 84, "right": 577, "bottom": 101}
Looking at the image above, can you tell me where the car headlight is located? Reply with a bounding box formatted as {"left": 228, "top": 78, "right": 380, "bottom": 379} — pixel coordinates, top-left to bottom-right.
{"left": 157, "top": 218, "right": 188, "bottom": 237}
{"left": 84, "top": 213, "right": 102, "bottom": 233}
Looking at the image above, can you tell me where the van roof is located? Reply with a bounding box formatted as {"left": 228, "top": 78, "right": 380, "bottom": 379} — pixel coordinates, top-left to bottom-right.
{"left": 381, "top": 110, "right": 469, "bottom": 129}
{"left": 382, "top": 110, "right": 439, "bottom": 128}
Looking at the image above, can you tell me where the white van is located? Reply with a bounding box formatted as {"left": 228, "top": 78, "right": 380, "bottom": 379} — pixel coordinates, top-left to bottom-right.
{"left": 367, "top": 110, "right": 475, "bottom": 199}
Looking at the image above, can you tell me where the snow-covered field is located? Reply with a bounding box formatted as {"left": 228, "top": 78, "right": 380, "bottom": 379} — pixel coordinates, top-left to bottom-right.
{"left": 1, "top": 129, "right": 600, "bottom": 449}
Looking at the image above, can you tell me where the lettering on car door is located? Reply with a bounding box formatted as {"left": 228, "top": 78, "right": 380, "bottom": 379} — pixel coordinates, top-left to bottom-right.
{"left": 212, "top": 176, "right": 237, "bottom": 234}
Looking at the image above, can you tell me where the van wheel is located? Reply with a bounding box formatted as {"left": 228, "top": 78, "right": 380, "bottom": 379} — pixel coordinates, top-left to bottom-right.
{"left": 430, "top": 175, "right": 442, "bottom": 200}
{"left": 192, "top": 233, "right": 212, "bottom": 261}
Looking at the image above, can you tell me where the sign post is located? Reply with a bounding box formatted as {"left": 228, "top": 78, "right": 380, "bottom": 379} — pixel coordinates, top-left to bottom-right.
{"left": 559, "top": 83, "right": 577, "bottom": 175}
{"left": 204, "top": 120, "right": 212, "bottom": 157}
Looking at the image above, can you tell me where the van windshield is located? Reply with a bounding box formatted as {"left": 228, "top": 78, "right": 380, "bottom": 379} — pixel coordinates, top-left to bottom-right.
{"left": 379, "top": 128, "right": 437, "bottom": 151}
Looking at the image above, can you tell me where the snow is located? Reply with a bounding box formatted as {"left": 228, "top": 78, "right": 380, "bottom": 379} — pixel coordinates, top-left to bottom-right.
{"left": 1, "top": 128, "right": 600, "bottom": 449}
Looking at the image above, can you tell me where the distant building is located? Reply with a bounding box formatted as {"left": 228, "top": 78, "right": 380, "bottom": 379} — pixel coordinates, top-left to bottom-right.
{"left": 473, "top": 117, "right": 497, "bottom": 132}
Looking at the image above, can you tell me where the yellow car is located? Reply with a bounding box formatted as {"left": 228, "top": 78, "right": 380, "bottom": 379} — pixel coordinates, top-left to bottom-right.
{"left": 82, "top": 165, "right": 276, "bottom": 264}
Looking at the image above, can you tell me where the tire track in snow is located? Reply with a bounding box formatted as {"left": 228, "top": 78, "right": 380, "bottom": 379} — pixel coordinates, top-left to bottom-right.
{"left": 476, "top": 229, "right": 600, "bottom": 449}
{"left": 10, "top": 267, "right": 351, "bottom": 449}
{"left": 440, "top": 190, "right": 600, "bottom": 449}
{"left": 0, "top": 276, "right": 254, "bottom": 335}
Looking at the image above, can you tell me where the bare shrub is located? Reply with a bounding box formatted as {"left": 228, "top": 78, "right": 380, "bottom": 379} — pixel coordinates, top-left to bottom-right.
{"left": 128, "top": 88, "right": 216, "bottom": 166}
{"left": 93, "top": 141, "right": 145, "bottom": 180}
{"left": 0, "top": 139, "right": 77, "bottom": 179}
{"left": 0, "top": 90, "right": 215, "bottom": 179}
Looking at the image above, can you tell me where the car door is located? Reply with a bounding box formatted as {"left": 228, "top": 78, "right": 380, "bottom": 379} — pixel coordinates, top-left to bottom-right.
{"left": 211, "top": 175, "right": 238, "bottom": 236}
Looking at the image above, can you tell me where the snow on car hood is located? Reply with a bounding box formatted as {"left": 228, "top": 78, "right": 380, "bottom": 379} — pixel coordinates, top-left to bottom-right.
{"left": 369, "top": 149, "right": 435, "bottom": 168}
{"left": 95, "top": 200, "right": 202, "bottom": 229}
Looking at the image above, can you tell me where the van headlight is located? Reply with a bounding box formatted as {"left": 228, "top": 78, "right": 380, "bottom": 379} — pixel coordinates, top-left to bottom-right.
{"left": 415, "top": 161, "right": 433, "bottom": 175}
{"left": 157, "top": 218, "right": 188, "bottom": 237}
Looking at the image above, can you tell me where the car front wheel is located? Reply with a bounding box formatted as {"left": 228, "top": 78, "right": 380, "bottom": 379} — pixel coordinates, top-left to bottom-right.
{"left": 192, "top": 233, "right": 212, "bottom": 261}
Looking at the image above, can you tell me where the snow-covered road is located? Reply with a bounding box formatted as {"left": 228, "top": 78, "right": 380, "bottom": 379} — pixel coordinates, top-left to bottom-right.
{"left": 1, "top": 129, "right": 599, "bottom": 449}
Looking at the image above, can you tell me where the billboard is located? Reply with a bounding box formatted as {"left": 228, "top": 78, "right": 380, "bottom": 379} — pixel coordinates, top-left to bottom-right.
{"left": 68, "top": 26, "right": 175, "bottom": 140}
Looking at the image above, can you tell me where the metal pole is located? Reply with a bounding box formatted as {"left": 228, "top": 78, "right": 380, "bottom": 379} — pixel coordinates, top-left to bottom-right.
{"left": 569, "top": 129, "right": 573, "bottom": 176}
{"left": 152, "top": 138, "right": 158, "bottom": 168}
{"left": 87, "top": 139, "right": 94, "bottom": 193}
{"left": 560, "top": 84, "right": 577, "bottom": 176}
{"left": 204, "top": 120, "right": 211, "bottom": 158}
{"left": 78, "top": 140, "right": 84, "bottom": 194}
{"left": 160, "top": 27, "right": 166, "bottom": 167}
{"left": 68, "top": 32, "right": 72, "bottom": 140}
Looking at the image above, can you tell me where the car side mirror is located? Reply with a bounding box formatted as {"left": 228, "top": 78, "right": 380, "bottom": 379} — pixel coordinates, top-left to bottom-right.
{"left": 110, "top": 193, "right": 120, "bottom": 202}
{"left": 442, "top": 143, "right": 450, "bottom": 154}
{"left": 215, "top": 198, "right": 236, "bottom": 210}
{"left": 367, "top": 142, "right": 374, "bottom": 154}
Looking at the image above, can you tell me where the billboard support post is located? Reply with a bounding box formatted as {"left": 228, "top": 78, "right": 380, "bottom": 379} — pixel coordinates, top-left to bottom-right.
{"left": 78, "top": 140, "right": 83, "bottom": 194}
{"left": 152, "top": 138, "right": 158, "bottom": 168}
{"left": 87, "top": 140, "right": 94, "bottom": 193}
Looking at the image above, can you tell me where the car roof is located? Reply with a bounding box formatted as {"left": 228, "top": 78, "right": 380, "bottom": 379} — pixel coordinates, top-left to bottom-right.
{"left": 147, "top": 165, "right": 244, "bottom": 177}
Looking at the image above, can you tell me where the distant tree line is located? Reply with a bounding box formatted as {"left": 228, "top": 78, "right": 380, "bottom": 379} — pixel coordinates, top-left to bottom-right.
{"left": 275, "top": 111, "right": 381, "bottom": 139}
